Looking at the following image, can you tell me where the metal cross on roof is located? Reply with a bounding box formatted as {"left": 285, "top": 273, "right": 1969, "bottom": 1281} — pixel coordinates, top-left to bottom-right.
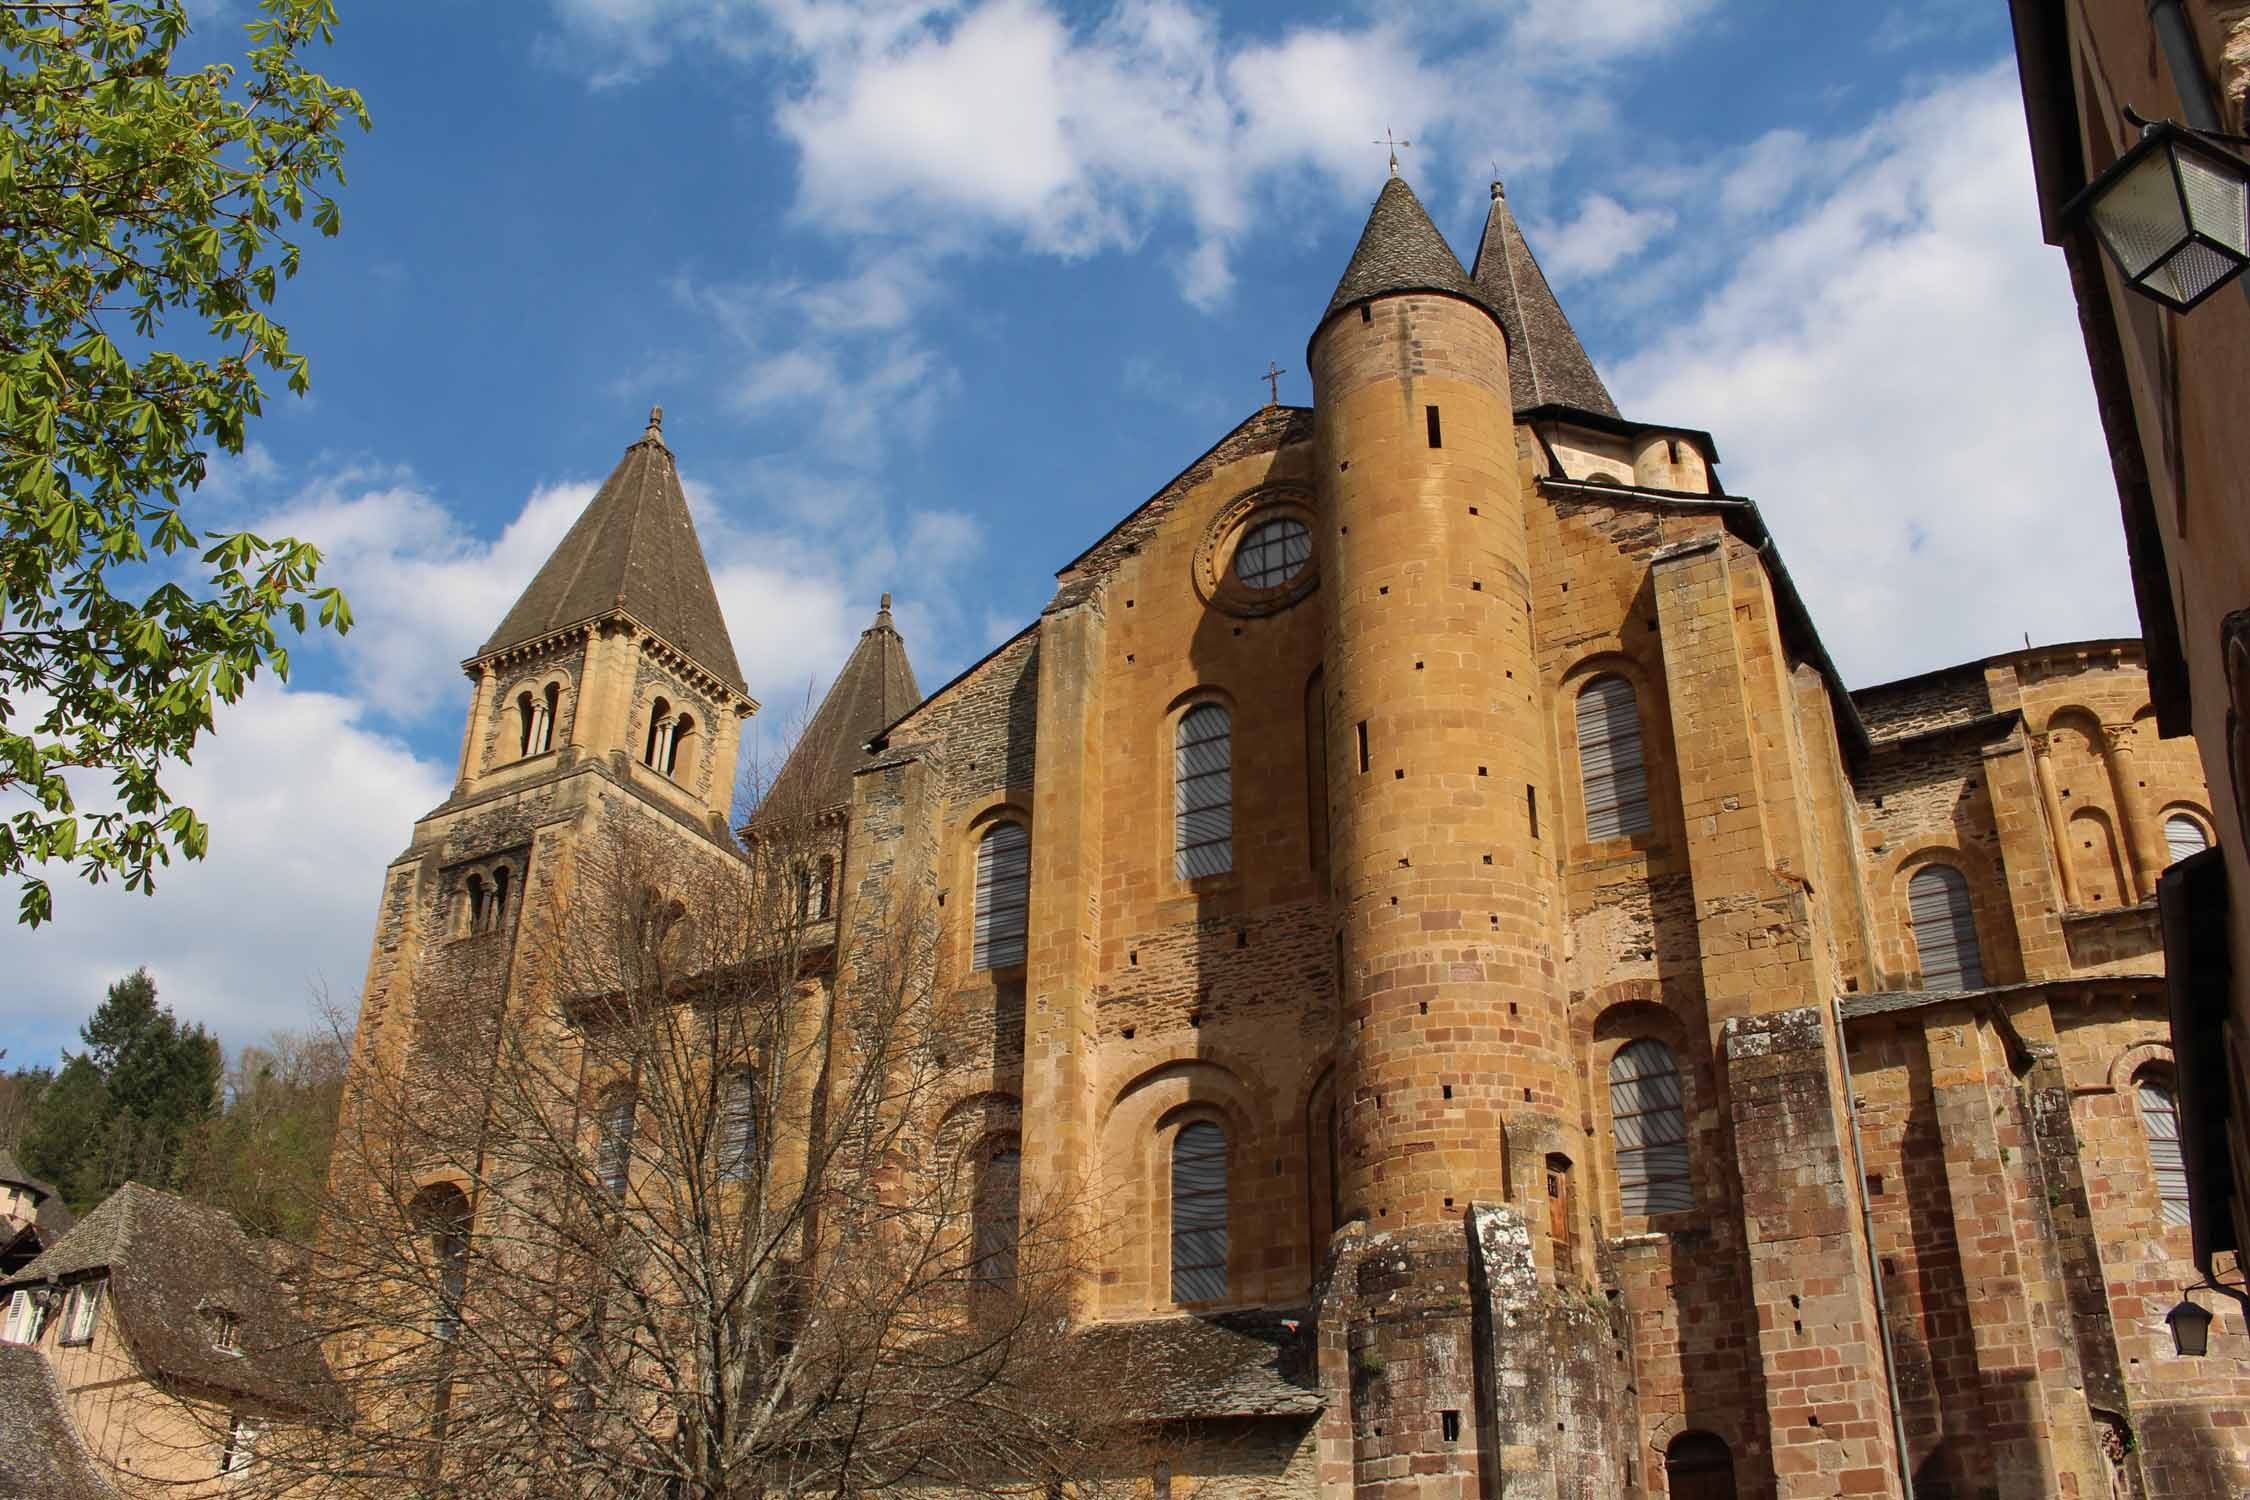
{"left": 1375, "top": 128, "right": 1412, "bottom": 176}
{"left": 1263, "top": 361, "right": 1286, "bottom": 405}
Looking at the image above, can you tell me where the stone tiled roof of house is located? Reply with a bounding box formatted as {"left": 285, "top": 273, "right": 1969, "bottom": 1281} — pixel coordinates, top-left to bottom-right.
{"left": 1080, "top": 1310, "right": 1321, "bottom": 1420}
{"left": 0, "top": 1345, "right": 123, "bottom": 1500}
{"left": 476, "top": 407, "right": 748, "bottom": 694}
{"left": 1469, "top": 182, "right": 1621, "bottom": 419}
{"left": 0, "top": 1149, "right": 74, "bottom": 1243}
{"left": 1318, "top": 175, "right": 1501, "bottom": 334}
{"left": 4, "top": 1183, "right": 342, "bottom": 1418}
{"left": 757, "top": 596, "right": 921, "bottom": 821}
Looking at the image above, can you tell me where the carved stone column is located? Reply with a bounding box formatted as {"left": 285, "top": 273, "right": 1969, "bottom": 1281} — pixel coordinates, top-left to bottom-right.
{"left": 2028, "top": 734, "right": 2082, "bottom": 907}
{"left": 2099, "top": 722, "right": 2167, "bottom": 901}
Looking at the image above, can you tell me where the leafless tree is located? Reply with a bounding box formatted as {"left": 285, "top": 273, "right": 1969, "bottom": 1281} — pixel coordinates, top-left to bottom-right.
{"left": 227, "top": 744, "right": 1147, "bottom": 1500}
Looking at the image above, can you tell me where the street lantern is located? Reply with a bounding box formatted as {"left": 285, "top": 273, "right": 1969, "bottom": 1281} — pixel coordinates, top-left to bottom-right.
{"left": 2067, "top": 119, "right": 2250, "bottom": 312}
{"left": 2166, "top": 1295, "right": 2215, "bottom": 1357}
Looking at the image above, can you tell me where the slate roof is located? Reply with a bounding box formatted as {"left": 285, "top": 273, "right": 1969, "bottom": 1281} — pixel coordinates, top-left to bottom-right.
{"left": 1079, "top": 1310, "right": 1321, "bottom": 1420}
{"left": 476, "top": 408, "right": 748, "bottom": 694}
{"left": 757, "top": 596, "right": 920, "bottom": 820}
{"left": 4, "top": 1183, "right": 342, "bottom": 1418}
{"left": 0, "top": 1148, "right": 75, "bottom": 1244}
{"left": 1470, "top": 182, "right": 1621, "bottom": 418}
{"left": 1318, "top": 175, "right": 1502, "bottom": 335}
{"left": 0, "top": 1345, "right": 123, "bottom": 1500}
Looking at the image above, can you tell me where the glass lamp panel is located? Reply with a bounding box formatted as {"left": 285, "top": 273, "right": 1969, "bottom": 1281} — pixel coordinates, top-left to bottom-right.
{"left": 2091, "top": 148, "right": 2192, "bottom": 281}
{"left": 2153, "top": 239, "right": 2240, "bottom": 307}
{"left": 2177, "top": 146, "right": 2250, "bottom": 255}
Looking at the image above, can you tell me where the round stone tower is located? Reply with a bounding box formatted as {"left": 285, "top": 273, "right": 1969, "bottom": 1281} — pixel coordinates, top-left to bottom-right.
{"left": 1310, "top": 175, "right": 1573, "bottom": 1235}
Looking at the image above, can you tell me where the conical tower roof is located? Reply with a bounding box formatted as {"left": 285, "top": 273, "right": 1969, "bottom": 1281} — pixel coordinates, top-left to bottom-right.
{"left": 477, "top": 408, "right": 747, "bottom": 694}
{"left": 1469, "top": 182, "right": 1619, "bottom": 418}
{"left": 761, "top": 596, "right": 921, "bottom": 818}
{"left": 1318, "top": 174, "right": 1501, "bottom": 333}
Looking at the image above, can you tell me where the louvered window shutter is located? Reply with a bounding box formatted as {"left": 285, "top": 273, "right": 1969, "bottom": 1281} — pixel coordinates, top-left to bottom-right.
{"left": 1908, "top": 866, "right": 1985, "bottom": 990}
{"left": 2137, "top": 1079, "right": 2192, "bottom": 1226}
{"left": 720, "top": 1071, "right": 758, "bottom": 1182}
{"left": 1171, "top": 1122, "right": 1229, "bottom": 1303}
{"left": 597, "top": 1090, "right": 636, "bottom": 1196}
{"left": 974, "top": 1147, "right": 1021, "bottom": 1292}
{"left": 1609, "top": 1039, "right": 1693, "bottom": 1215}
{"left": 2165, "top": 815, "right": 2209, "bottom": 865}
{"left": 973, "top": 823, "right": 1031, "bottom": 970}
{"left": 1175, "top": 706, "right": 1234, "bottom": 879}
{"left": 1576, "top": 676, "right": 1652, "bottom": 840}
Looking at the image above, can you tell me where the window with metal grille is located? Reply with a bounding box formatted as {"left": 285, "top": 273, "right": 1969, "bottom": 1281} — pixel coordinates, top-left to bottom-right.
{"left": 1575, "top": 676, "right": 1651, "bottom": 839}
{"left": 2166, "top": 813, "right": 2210, "bottom": 865}
{"left": 973, "top": 1144, "right": 1021, "bottom": 1297}
{"left": 721, "top": 1070, "right": 758, "bottom": 1183}
{"left": 1908, "top": 865, "right": 1985, "bottom": 990}
{"left": 1175, "top": 705, "right": 1233, "bottom": 880}
{"left": 1171, "top": 1122, "right": 1229, "bottom": 1304}
{"left": 2137, "top": 1073, "right": 2192, "bottom": 1227}
{"left": 974, "top": 822, "right": 1031, "bottom": 969}
{"left": 1609, "top": 1039, "right": 1692, "bottom": 1215}
{"left": 1233, "top": 517, "right": 1312, "bottom": 589}
{"left": 597, "top": 1088, "right": 636, "bottom": 1197}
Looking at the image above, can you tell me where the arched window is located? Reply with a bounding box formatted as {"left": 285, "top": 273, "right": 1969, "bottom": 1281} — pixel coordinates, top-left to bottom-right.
{"left": 974, "top": 822, "right": 1031, "bottom": 970}
{"left": 517, "top": 692, "right": 538, "bottom": 757}
{"left": 1170, "top": 1122, "right": 1229, "bottom": 1304}
{"left": 644, "top": 698, "right": 672, "bottom": 768}
{"left": 1175, "top": 705, "right": 1233, "bottom": 880}
{"left": 1908, "top": 865, "right": 1985, "bottom": 990}
{"left": 540, "top": 682, "right": 561, "bottom": 753}
{"left": 1575, "top": 675, "right": 1651, "bottom": 840}
{"left": 666, "top": 713, "right": 694, "bottom": 778}
{"left": 1609, "top": 1039, "right": 1692, "bottom": 1215}
{"left": 596, "top": 1088, "right": 637, "bottom": 1198}
{"left": 465, "top": 874, "right": 487, "bottom": 935}
{"left": 720, "top": 1071, "right": 757, "bottom": 1184}
{"left": 2136, "top": 1072, "right": 2191, "bottom": 1227}
{"left": 410, "top": 1185, "right": 471, "bottom": 1341}
{"left": 490, "top": 866, "right": 511, "bottom": 932}
{"left": 2166, "top": 813, "right": 2210, "bottom": 864}
{"left": 972, "top": 1142, "right": 1021, "bottom": 1299}
{"left": 1664, "top": 1432, "right": 1736, "bottom": 1500}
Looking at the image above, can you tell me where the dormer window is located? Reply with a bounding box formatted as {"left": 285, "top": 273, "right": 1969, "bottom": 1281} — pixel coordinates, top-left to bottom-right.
{"left": 58, "top": 1277, "right": 103, "bottom": 1346}
{"left": 206, "top": 1305, "right": 241, "bottom": 1353}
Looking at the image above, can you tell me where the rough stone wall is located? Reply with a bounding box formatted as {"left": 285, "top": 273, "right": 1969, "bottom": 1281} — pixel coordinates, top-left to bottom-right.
{"left": 1852, "top": 728, "right": 2028, "bottom": 990}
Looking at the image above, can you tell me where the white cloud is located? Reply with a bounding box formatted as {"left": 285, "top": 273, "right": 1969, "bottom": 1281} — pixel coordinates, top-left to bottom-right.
{"left": 1502, "top": 0, "right": 1719, "bottom": 55}
{"left": 1534, "top": 194, "right": 1676, "bottom": 282}
{"left": 1608, "top": 64, "right": 2136, "bottom": 687}
{"left": 0, "top": 685, "right": 452, "bottom": 1064}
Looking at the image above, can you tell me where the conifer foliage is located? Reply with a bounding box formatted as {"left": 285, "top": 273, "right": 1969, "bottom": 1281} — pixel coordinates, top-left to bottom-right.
{"left": 0, "top": 2, "right": 367, "bottom": 925}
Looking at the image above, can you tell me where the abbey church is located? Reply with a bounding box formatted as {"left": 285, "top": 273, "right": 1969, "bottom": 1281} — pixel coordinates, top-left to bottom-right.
{"left": 339, "top": 175, "right": 2250, "bottom": 1500}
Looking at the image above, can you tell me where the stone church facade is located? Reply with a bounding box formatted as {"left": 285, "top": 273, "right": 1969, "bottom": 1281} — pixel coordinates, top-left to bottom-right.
{"left": 344, "top": 176, "right": 2250, "bottom": 1498}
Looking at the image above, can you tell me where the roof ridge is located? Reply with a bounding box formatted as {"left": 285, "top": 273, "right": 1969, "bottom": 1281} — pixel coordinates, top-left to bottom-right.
{"left": 1313, "top": 175, "right": 1499, "bottom": 345}
{"left": 1471, "top": 181, "right": 1619, "bottom": 418}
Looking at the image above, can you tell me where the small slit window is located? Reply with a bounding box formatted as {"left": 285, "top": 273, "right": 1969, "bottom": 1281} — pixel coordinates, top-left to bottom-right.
{"left": 1908, "top": 865, "right": 1985, "bottom": 990}
{"left": 2165, "top": 814, "right": 2210, "bottom": 864}
{"left": 1175, "top": 705, "right": 1233, "bottom": 880}
{"left": 1575, "top": 675, "right": 1651, "bottom": 839}
{"left": 973, "top": 822, "right": 1031, "bottom": 969}
{"left": 1171, "top": 1122, "right": 1229, "bottom": 1304}
{"left": 2136, "top": 1073, "right": 2191, "bottom": 1227}
{"left": 1609, "top": 1039, "right": 1692, "bottom": 1215}
{"left": 1233, "top": 517, "right": 1312, "bottom": 589}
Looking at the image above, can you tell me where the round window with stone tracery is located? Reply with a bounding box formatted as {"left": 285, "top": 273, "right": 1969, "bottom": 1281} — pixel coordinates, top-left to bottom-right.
{"left": 1232, "top": 516, "right": 1312, "bottom": 589}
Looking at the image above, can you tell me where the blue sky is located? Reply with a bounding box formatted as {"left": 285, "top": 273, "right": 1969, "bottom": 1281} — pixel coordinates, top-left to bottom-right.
{"left": 0, "top": 0, "right": 2139, "bottom": 1066}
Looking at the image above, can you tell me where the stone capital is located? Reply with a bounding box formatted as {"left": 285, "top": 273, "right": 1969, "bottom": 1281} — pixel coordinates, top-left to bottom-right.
{"left": 2099, "top": 722, "right": 2137, "bottom": 753}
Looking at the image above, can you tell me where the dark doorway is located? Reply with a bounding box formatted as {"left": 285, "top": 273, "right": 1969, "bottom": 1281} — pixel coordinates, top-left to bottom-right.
{"left": 1664, "top": 1431, "right": 1735, "bottom": 1500}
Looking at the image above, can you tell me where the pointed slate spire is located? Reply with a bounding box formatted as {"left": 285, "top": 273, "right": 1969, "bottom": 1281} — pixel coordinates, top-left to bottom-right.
{"left": 761, "top": 595, "right": 922, "bottom": 817}
{"left": 476, "top": 408, "right": 748, "bottom": 694}
{"left": 1319, "top": 174, "right": 1501, "bottom": 332}
{"left": 1470, "top": 181, "right": 1619, "bottom": 418}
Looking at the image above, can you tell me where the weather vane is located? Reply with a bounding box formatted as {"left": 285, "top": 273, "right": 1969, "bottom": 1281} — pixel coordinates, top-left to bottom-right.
{"left": 1375, "top": 128, "right": 1411, "bottom": 176}
{"left": 1263, "top": 361, "right": 1286, "bottom": 405}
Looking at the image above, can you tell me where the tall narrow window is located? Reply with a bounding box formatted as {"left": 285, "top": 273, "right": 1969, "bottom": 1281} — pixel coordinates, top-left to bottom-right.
{"left": 1908, "top": 865, "right": 1985, "bottom": 990}
{"left": 1175, "top": 705, "right": 1233, "bottom": 879}
{"left": 973, "top": 1143, "right": 1021, "bottom": 1298}
{"left": 220, "top": 1414, "right": 263, "bottom": 1476}
{"left": 2137, "top": 1073, "right": 2191, "bottom": 1227}
{"left": 974, "top": 822, "right": 1031, "bottom": 970}
{"left": 490, "top": 866, "right": 511, "bottom": 932}
{"left": 816, "top": 854, "right": 835, "bottom": 920}
{"left": 517, "top": 691, "right": 538, "bottom": 756}
{"left": 720, "top": 1070, "right": 758, "bottom": 1184}
{"left": 1575, "top": 676, "right": 1651, "bottom": 839}
{"left": 540, "top": 681, "right": 560, "bottom": 753}
{"left": 1170, "top": 1122, "right": 1229, "bottom": 1304}
{"left": 2166, "top": 813, "right": 2210, "bottom": 864}
{"left": 597, "top": 1088, "right": 637, "bottom": 1198}
{"left": 644, "top": 698, "right": 672, "bottom": 768}
{"left": 1609, "top": 1039, "right": 1692, "bottom": 1215}
{"left": 412, "top": 1185, "right": 471, "bottom": 1342}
